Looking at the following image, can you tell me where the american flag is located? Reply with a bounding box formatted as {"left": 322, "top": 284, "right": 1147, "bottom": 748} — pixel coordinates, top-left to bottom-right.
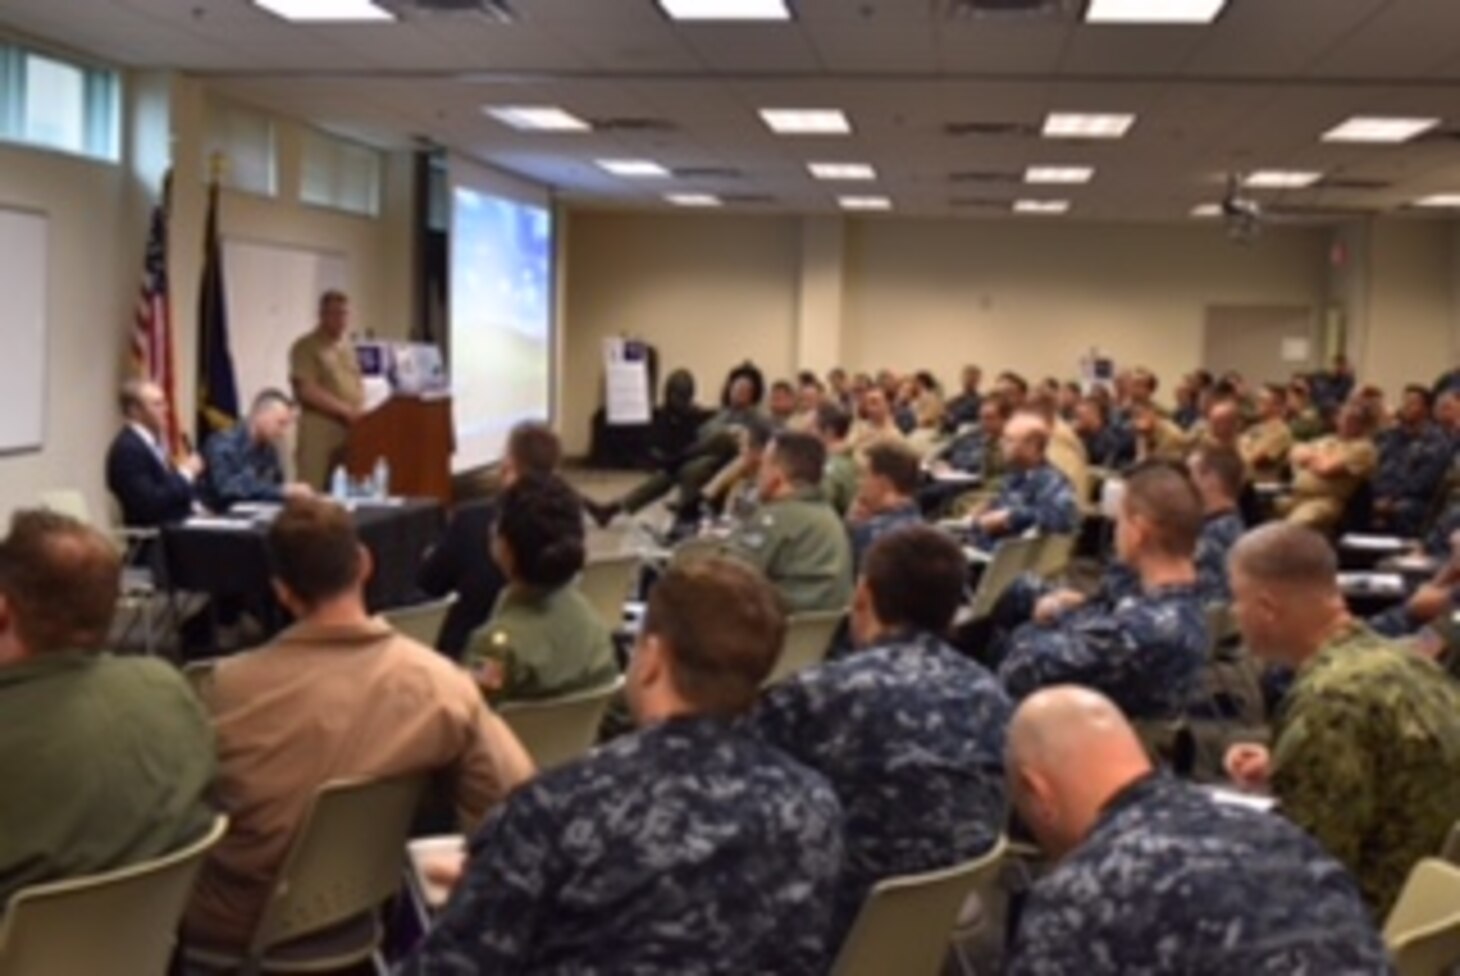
{"left": 132, "top": 173, "right": 181, "bottom": 452}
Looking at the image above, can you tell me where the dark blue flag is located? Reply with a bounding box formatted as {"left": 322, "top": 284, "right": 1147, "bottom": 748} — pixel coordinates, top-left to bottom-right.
{"left": 195, "top": 177, "right": 239, "bottom": 445}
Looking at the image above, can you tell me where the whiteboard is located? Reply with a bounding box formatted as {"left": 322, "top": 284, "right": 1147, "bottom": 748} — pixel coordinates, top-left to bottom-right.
{"left": 223, "top": 239, "right": 347, "bottom": 404}
{"left": 0, "top": 208, "right": 47, "bottom": 454}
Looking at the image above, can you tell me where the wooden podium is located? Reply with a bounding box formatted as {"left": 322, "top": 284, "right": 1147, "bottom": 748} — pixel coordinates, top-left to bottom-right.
{"left": 343, "top": 395, "right": 454, "bottom": 504}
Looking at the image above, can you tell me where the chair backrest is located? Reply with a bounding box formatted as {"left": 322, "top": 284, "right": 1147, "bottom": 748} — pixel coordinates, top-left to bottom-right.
{"left": 1204, "top": 603, "right": 1234, "bottom": 660}
{"left": 382, "top": 595, "right": 458, "bottom": 650}
{"left": 38, "top": 489, "right": 92, "bottom": 525}
{"left": 1030, "top": 533, "right": 1077, "bottom": 581}
{"left": 182, "top": 659, "right": 218, "bottom": 698}
{"left": 968, "top": 537, "right": 1042, "bottom": 620}
{"left": 831, "top": 835, "right": 1008, "bottom": 976}
{"left": 578, "top": 555, "right": 640, "bottom": 632}
{"left": 249, "top": 773, "right": 426, "bottom": 955}
{"left": 763, "top": 610, "right": 844, "bottom": 687}
{"left": 1386, "top": 858, "right": 1460, "bottom": 976}
{"left": 0, "top": 815, "right": 227, "bottom": 976}
{"left": 1443, "top": 821, "right": 1460, "bottom": 866}
{"left": 497, "top": 677, "right": 625, "bottom": 771}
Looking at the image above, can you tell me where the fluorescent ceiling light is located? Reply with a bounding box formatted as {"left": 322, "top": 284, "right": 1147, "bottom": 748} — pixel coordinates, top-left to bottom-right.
{"left": 1085, "top": 0, "right": 1228, "bottom": 24}
{"left": 597, "top": 159, "right": 671, "bottom": 178}
{"left": 658, "top": 0, "right": 791, "bottom": 20}
{"left": 838, "top": 195, "right": 891, "bottom": 211}
{"left": 1415, "top": 194, "right": 1460, "bottom": 208}
{"left": 1321, "top": 116, "right": 1440, "bottom": 144}
{"left": 1190, "top": 203, "right": 1222, "bottom": 218}
{"left": 251, "top": 0, "right": 394, "bottom": 21}
{"left": 1025, "top": 165, "right": 1094, "bottom": 185}
{"left": 1013, "top": 199, "right": 1071, "bottom": 215}
{"left": 760, "top": 108, "right": 851, "bottom": 135}
{"left": 808, "top": 162, "right": 876, "bottom": 181}
{"left": 667, "top": 193, "right": 723, "bottom": 207}
{"left": 1243, "top": 170, "right": 1322, "bottom": 189}
{"left": 485, "top": 106, "right": 590, "bottom": 132}
{"left": 1042, "top": 112, "right": 1136, "bottom": 140}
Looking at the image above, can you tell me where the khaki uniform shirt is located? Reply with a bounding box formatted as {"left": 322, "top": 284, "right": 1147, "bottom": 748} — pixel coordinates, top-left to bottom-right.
{"left": 723, "top": 487, "right": 854, "bottom": 614}
{"left": 848, "top": 419, "right": 904, "bottom": 463}
{"left": 0, "top": 654, "right": 216, "bottom": 907}
{"left": 1273, "top": 623, "right": 1460, "bottom": 917}
{"left": 185, "top": 617, "right": 533, "bottom": 948}
{"left": 289, "top": 329, "right": 365, "bottom": 490}
{"left": 1240, "top": 418, "right": 1295, "bottom": 480}
{"left": 1286, "top": 435, "right": 1378, "bottom": 529}
{"left": 465, "top": 585, "right": 620, "bottom": 705}
{"left": 1049, "top": 419, "right": 1092, "bottom": 511}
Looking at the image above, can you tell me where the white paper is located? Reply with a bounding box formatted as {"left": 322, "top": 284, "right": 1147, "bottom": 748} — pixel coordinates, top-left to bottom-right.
{"left": 604, "top": 338, "right": 652, "bottom": 426}
{"left": 933, "top": 470, "right": 983, "bottom": 485}
{"left": 1340, "top": 534, "right": 1411, "bottom": 552}
{"left": 1337, "top": 572, "right": 1406, "bottom": 595}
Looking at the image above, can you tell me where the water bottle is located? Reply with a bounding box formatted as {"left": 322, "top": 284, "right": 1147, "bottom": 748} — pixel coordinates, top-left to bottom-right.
{"left": 372, "top": 456, "right": 389, "bottom": 499}
{"left": 329, "top": 464, "right": 348, "bottom": 501}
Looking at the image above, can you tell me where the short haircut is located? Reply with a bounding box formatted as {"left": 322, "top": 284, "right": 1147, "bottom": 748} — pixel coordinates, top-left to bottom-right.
{"left": 863, "top": 527, "right": 964, "bottom": 635}
{"left": 815, "top": 402, "right": 852, "bottom": 440}
{"left": 985, "top": 397, "right": 1014, "bottom": 421}
{"left": 267, "top": 497, "right": 362, "bottom": 607}
{"left": 1080, "top": 396, "right": 1110, "bottom": 424}
{"left": 998, "top": 371, "right": 1029, "bottom": 396}
{"left": 251, "top": 388, "right": 296, "bottom": 414}
{"left": 771, "top": 379, "right": 795, "bottom": 396}
{"left": 771, "top": 431, "right": 826, "bottom": 487}
{"left": 864, "top": 441, "right": 921, "bottom": 496}
{"left": 742, "top": 415, "right": 774, "bottom": 451}
{"left": 1405, "top": 384, "right": 1434, "bottom": 409}
{"left": 1262, "top": 383, "right": 1287, "bottom": 406}
{"left": 496, "top": 473, "right": 585, "bottom": 589}
{"left": 1191, "top": 445, "right": 1245, "bottom": 501}
{"left": 1122, "top": 461, "right": 1204, "bottom": 558}
{"left": 643, "top": 557, "right": 786, "bottom": 716}
{"left": 506, "top": 421, "right": 561, "bottom": 478}
{"left": 1230, "top": 522, "right": 1337, "bottom": 589}
{"left": 915, "top": 370, "right": 938, "bottom": 391}
{"left": 319, "top": 289, "right": 347, "bottom": 312}
{"left": 0, "top": 510, "right": 120, "bottom": 654}
{"left": 118, "top": 378, "right": 152, "bottom": 415}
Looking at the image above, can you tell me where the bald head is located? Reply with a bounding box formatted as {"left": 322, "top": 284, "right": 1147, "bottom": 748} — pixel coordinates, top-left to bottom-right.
{"left": 1206, "top": 399, "right": 1242, "bottom": 443}
{"left": 1002, "top": 411, "right": 1051, "bottom": 469}
{"left": 1007, "top": 687, "right": 1152, "bottom": 860}
{"left": 1227, "top": 523, "right": 1346, "bottom": 666}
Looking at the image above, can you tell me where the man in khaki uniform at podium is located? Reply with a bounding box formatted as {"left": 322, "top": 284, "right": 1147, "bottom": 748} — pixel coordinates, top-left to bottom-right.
{"left": 289, "top": 290, "right": 364, "bottom": 490}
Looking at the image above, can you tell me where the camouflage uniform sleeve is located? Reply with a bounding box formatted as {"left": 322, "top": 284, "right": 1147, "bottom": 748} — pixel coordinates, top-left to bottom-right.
{"left": 399, "top": 790, "right": 558, "bottom": 973}
{"left": 1270, "top": 691, "right": 1377, "bottom": 880}
{"left": 1005, "top": 469, "right": 1079, "bottom": 536}
{"left": 747, "top": 677, "right": 819, "bottom": 766}
{"left": 1003, "top": 873, "right": 1105, "bottom": 975}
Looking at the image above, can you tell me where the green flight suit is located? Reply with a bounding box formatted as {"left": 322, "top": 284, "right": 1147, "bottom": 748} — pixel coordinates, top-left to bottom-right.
{"left": 1271, "top": 622, "right": 1460, "bottom": 918}
{"left": 821, "top": 449, "right": 859, "bottom": 518}
{"left": 465, "top": 585, "right": 620, "bottom": 705}
{"left": 721, "top": 487, "right": 854, "bottom": 614}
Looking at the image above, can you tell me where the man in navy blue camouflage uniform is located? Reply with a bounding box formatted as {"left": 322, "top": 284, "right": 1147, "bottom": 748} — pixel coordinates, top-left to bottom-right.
{"left": 750, "top": 526, "right": 1012, "bottom": 944}
{"left": 997, "top": 463, "right": 1208, "bottom": 719}
{"left": 1003, "top": 686, "right": 1390, "bottom": 975}
{"left": 846, "top": 440, "right": 923, "bottom": 571}
{"left": 967, "top": 411, "right": 1079, "bottom": 550}
{"left": 398, "top": 557, "right": 844, "bottom": 975}
{"left": 1371, "top": 385, "right": 1452, "bottom": 536}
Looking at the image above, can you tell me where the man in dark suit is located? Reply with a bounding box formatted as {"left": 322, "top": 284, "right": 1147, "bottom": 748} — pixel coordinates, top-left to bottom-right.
{"left": 417, "top": 421, "right": 562, "bottom": 659}
{"left": 105, "top": 380, "right": 203, "bottom": 529}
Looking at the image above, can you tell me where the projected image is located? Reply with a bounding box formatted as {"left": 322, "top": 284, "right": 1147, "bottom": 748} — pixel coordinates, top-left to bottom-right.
{"left": 450, "top": 186, "right": 553, "bottom": 471}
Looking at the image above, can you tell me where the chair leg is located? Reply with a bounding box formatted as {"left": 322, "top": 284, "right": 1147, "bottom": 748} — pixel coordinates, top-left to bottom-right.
{"left": 371, "top": 950, "right": 389, "bottom": 976}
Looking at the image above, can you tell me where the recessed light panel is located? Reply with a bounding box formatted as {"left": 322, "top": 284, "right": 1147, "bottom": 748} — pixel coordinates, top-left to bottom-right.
{"left": 838, "top": 195, "right": 891, "bottom": 211}
{"left": 485, "top": 106, "right": 590, "bottom": 132}
{"left": 667, "top": 193, "right": 723, "bottom": 207}
{"left": 1085, "top": 0, "right": 1227, "bottom": 24}
{"left": 252, "top": 0, "right": 394, "bottom": 21}
{"left": 1013, "top": 199, "right": 1071, "bottom": 215}
{"left": 808, "top": 162, "right": 877, "bottom": 181}
{"left": 597, "top": 159, "right": 671, "bottom": 178}
{"left": 1322, "top": 116, "right": 1440, "bottom": 144}
{"left": 658, "top": 0, "right": 791, "bottom": 20}
{"left": 1025, "top": 166, "right": 1094, "bottom": 184}
{"left": 1042, "top": 113, "right": 1136, "bottom": 140}
{"left": 1415, "top": 194, "right": 1460, "bottom": 208}
{"left": 760, "top": 109, "right": 852, "bottom": 135}
{"left": 1243, "top": 170, "right": 1322, "bottom": 189}
{"left": 1190, "top": 203, "right": 1222, "bottom": 217}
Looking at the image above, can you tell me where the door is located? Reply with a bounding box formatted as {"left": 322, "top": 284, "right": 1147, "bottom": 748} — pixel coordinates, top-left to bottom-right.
{"left": 1202, "top": 305, "right": 1317, "bottom": 384}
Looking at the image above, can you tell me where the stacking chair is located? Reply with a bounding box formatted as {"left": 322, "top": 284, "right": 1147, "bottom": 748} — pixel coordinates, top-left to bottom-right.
{"left": 184, "top": 773, "right": 425, "bottom": 976}
{"left": 381, "top": 594, "right": 458, "bottom": 650}
{"left": 1029, "top": 533, "right": 1077, "bottom": 582}
{"left": 578, "top": 554, "right": 640, "bottom": 632}
{"left": 763, "top": 609, "right": 844, "bottom": 686}
{"left": 831, "top": 836, "right": 1009, "bottom": 976}
{"left": 0, "top": 815, "right": 227, "bottom": 976}
{"left": 1385, "top": 858, "right": 1460, "bottom": 976}
{"left": 967, "top": 536, "right": 1042, "bottom": 621}
{"left": 497, "top": 676, "right": 625, "bottom": 771}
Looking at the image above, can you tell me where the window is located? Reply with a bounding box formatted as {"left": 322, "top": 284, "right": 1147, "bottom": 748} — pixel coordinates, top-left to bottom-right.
{"left": 300, "top": 127, "right": 382, "bottom": 217}
{"left": 203, "top": 96, "right": 278, "bottom": 197}
{"left": 0, "top": 44, "right": 119, "bottom": 161}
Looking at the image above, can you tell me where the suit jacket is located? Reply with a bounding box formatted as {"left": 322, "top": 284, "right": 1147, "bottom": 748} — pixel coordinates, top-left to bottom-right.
{"left": 416, "top": 500, "right": 505, "bottom": 659}
{"left": 105, "top": 426, "right": 194, "bottom": 528}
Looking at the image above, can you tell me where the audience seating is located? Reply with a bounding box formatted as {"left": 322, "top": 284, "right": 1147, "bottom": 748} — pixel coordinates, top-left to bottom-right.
{"left": 0, "top": 815, "right": 227, "bottom": 976}
{"left": 497, "top": 676, "right": 625, "bottom": 771}
{"left": 763, "top": 609, "right": 844, "bottom": 686}
{"left": 1385, "top": 858, "right": 1460, "bottom": 976}
{"left": 1030, "top": 533, "right": 1077, "bottom": 582}
{"left": 381, "top": 594, "right": 458, "bottom": 650}
{"left": 578, "top": 553, "right": 640, "bottom": 632}
{"left": 183, "top": 773, "right": 425, "bottom": 976}
{"left": 830, "top": 835, "right": 1009, "bottom": 976}
{"left": 967, "top": 537, "right": 1043, "bottom": 621}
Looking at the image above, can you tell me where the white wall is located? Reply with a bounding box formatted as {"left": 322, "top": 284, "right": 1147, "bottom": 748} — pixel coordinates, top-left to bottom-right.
{"left": 1360, "top": 219, "right": 1456, "bottom": 397}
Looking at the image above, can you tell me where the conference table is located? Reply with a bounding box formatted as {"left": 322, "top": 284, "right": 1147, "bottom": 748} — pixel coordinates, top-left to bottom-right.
{"left": 161, "top": 498, "right": 445, "bottom": 636}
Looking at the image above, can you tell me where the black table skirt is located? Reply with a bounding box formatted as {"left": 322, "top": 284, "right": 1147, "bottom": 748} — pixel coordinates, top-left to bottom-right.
{"left": 162, "top": 499, "right": 445, "bottom": 617}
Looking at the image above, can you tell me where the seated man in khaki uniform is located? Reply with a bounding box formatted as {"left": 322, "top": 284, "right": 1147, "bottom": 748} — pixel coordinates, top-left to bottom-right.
{"left": 288, "top": 290, "right": 365, "bottom": 490}
{"left": 1280, "top": 399, "right": 1379, "bottom": 532}
{"left": 1240, "top": 384, "right": 1295, "bottom": 482}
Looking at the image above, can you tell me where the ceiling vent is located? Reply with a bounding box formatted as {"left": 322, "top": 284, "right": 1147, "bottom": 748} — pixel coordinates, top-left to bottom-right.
{"left": 942, "top": 0, "right": 1075, "bottom": 19}
{"left": 590, "top": 117, "right": 678, "bottom": 134}
{"left": 720, "top": 193, "right": 776, "bottom": 205}
{"left": 1316, "top": 177, "right": 1391, "bottom": 191}
{"left": 1268, "top": 204, "right": 1375, "bottom": 220}
{"left": 672, "top": 166, "right": 743, "bottom": 179}
{"left": 386, "top": 0, "right": 516, "bottom": 21}
{"left": 949, "top": 169, "right": 1021, "bottom": 183}
{"left": 944, "top": 121, "right": 1039, "bottom": 139}
{"left": 950, "top": 196, "right": 1009, "bottom": 208}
